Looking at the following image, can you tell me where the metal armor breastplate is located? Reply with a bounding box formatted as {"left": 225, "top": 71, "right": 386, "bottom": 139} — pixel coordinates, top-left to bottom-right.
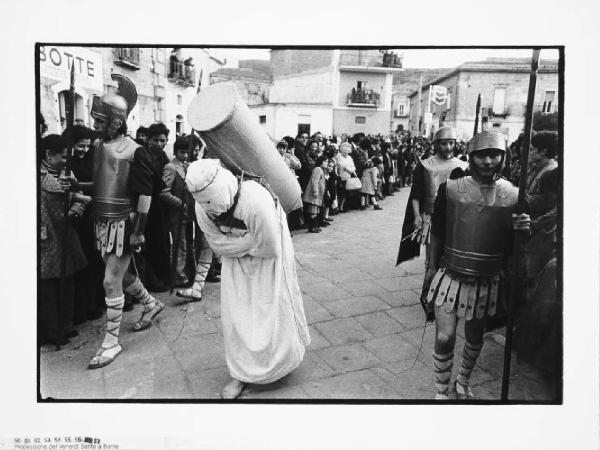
{"left": 422, "top": 156, "right": 467, "bottom": 214}
{"left": 92, "top": 136, "right": 139, "bottom": 219}
{"left": 444, "top": 177, "right": 518, "bottom": 276}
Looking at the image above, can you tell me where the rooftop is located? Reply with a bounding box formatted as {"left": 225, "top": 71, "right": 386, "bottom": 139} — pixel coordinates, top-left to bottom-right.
{"left": 408, "top": 57, "right": 559, "bottom": 97}
{"left": 210, "top": 67, "right": 271, "bottom": 82}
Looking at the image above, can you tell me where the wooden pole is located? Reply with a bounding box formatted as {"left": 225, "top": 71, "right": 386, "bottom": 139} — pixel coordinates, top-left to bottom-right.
{"left": 57, "top": 64, "right": 76, "bottom": 350}
{"left": 500, "top": 48, "right": 541, "bottom": 400}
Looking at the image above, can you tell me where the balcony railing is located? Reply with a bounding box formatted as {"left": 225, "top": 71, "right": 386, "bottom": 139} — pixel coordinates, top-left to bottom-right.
{"left": 168, "top": 60, "right": 196, "bottom": 87}
{"left": 114, "top": 48, "right": 140, "bottom": 70}
{"left": 347, "top": 89, "right": 380, "bottom": 107}
{"left": 487, "top": 106, "right": 511, "bottom": 118}
{"left": 339, "top": 51, "right": 402, "bottom": 68}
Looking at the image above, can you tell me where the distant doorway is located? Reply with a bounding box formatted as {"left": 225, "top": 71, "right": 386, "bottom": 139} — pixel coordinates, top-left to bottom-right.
{"left": 297, "top": 123, "right": 310, "bottom": 136}
{"left": 176, "top": 114, "right": 184, "bottom": 135}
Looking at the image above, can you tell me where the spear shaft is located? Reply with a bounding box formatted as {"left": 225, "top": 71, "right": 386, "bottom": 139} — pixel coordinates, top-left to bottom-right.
{"left": 57, "top": 64, "right": 76, "bottom": 349}
{"left": 500, "top": 48, "right": 541, "bottom": 400}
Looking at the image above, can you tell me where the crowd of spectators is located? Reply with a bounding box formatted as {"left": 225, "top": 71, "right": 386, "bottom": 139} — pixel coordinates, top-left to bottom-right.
{"left": 38, "top": 122, "right": 220, "bottom": 347}
{"left": 39, "top": 116, "right": 560, "bottom": 396}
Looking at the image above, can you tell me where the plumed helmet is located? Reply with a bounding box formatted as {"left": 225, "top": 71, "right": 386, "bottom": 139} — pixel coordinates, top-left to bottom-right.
{"left": 469, "top": 130, "right": 507, "bottom": 154}
{"left": 433, "top": 126, "right": 457, "bottom": 142}
{"left": 91, "top": 73, "right": 137, "bottom": 121}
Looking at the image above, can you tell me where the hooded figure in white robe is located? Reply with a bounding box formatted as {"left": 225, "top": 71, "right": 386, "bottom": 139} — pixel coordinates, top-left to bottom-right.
{"left": 185, "top": 159, "right": 310, "bottom": 395}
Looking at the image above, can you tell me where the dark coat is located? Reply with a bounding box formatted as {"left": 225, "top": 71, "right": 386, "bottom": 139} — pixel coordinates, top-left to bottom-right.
{"left": 40, "top": 170, "right": 87, "bottom": 279}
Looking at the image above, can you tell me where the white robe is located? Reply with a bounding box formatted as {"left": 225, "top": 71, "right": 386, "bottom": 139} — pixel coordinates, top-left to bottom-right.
{"left": 196, "top": 180, "right": 310, "bottom": 384}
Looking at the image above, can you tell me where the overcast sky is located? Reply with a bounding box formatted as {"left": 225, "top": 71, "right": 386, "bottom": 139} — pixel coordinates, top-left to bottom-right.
{"left": 209, "top": 48, "right": 559, "bottom": 69}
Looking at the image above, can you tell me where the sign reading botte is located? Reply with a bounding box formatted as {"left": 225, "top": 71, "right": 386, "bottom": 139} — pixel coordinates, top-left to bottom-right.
{"left": 39, "top": 45, "right": 104, "bottom": 92}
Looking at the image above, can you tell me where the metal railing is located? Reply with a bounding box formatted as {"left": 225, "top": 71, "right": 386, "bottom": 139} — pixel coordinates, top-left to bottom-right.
{"left": 347, "top": 89, "right": 380, "bottom": 106}
{"left": 168, "top": 60, "right": 196, "bottom": 87}
{"left": 114, "top": 48, "right": 140, "bottom": 68}
{"left": 339, "top": 52, "right": 402, "bottom": 68}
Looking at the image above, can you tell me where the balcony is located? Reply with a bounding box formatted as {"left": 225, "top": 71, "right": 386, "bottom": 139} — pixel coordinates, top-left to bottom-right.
{"left": 114, "top": 48, "right": 140, "bottom": 70}
{"left": 487, "top": 106, "right": 511, "bottom": 119}
{"left": 168, "top": 60, "right": 196, "bottom": 87}
{"left": 339, "top": 51, "right": 403, "bottom": 72}
{"left": 347, "top": 89, "right": 380, "bottom": 108}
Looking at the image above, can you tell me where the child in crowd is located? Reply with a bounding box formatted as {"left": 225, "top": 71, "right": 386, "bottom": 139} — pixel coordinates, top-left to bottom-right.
{"left": 303, "top": 155, "right": 328, "bottom": 233}
{"left": 360, "top": 159, "right": 382, "bottom": 210}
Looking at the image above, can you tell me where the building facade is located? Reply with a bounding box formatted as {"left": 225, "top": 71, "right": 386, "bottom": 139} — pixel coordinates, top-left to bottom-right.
{"left": 39, "top": 46, "right": 224, "bottom": 155}
{"left": 407, "top": 58, "right": 559, "bottom": 143}
{"left": 209, "top": 49, "right": 403, "bottom": 139}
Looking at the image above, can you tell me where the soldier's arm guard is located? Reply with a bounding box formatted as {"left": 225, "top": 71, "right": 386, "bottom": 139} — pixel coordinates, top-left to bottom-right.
{"left": 132, "top": 195, "right": 151, "bottom": 235}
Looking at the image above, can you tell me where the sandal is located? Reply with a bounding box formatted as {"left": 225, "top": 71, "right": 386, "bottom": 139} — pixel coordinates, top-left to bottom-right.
{"left": 454, "top": 380, "right": 475, "bottom": 400}
{"left": 176, "top": 288, "right": 202, "bottom": 302}
{"left": 133, "top": 301, "right": 164, "bottom": 332}
{"left": 88, "top": 344, "right": 123, "bottom": 369}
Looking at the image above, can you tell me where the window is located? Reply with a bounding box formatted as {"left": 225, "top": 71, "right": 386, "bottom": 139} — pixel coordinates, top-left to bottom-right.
{"left": 492, "top": 88, "right": 506, "bottom": 115}
{"left": 357, "top": 81, "right": 367, "bottom": 91}
{"left": 259, "top": 115, "right": 266, "bottom": 124}
{"left": 446, "top": 92, "right": 452, "bottom": 110}
{"left": 543, "top": 91, "right": 555, "bottom": 113}
{"left": 355, "top": 116, "right": 366, "bottom": 124}
{"left": 397, "top": 104, "right": 405, "bottom": 116}
{"left": 155, "top": 98, "right": 166, "bottom": 122}
{"left": 297, "top": 123, "right": 311, "bottom": 136}
{"left": 177, "top": 95, "right": 182, "bottom": 105}
{"left": 114, "top": 47, "right": 140, "bottom": 69}
{"left": 58, "top": 91, "right": 85, "bottom": 127}
{"left": 156, "top": 48, "right": 165, "bottom": 63}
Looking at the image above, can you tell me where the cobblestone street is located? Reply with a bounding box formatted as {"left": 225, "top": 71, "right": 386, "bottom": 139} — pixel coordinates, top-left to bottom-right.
{"left": 40, "top": 187, "right": 555, "bottom": 400}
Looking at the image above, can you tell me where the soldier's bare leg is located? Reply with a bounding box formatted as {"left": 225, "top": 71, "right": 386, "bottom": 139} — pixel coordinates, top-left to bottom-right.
{"left": 455, "top": 317, "right": 485, "bottom": 399}
{"left": 88, "top": 253, "right": 131, "bottom": 369}
{"left": 433, "top": 304, "right": 458, "bottom": 399}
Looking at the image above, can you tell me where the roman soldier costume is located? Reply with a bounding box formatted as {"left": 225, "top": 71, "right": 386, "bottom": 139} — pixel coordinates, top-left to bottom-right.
{"left": 87, "top": 74, "right": 164, "bottom": 369}
{"left": 396, "top": 127, "right": 467, "bottom": 318}
{"left": 428, "top": 130, "right": 524, "bottom": 400}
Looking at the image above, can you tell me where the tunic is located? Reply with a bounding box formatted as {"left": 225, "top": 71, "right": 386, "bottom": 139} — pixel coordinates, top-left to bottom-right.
{"left": 196, "top": 180, "right": 310, "bottom": 383}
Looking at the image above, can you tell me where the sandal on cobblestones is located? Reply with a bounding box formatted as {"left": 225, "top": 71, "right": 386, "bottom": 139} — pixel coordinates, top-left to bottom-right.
{"left": 88, "top": 344, "right": 122, "bottom": 369}
{"left": 133, "top": 301, "right": 164, "bottom": 332}
{"left": 455, "top": 380, "right": 475, "bottom": 400}
{"left": 176, "top": 288, "right": 202, "bottom": 302}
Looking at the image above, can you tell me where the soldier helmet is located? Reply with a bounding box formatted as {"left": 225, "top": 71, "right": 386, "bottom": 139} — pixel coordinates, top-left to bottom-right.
{"left": 91, "top": 73, "right": 137, "bottom": 122}
{"left": 468, "top": 130, "right": 507, "bottom": 155}
{"left": 433, "top": 126, "right": 457, "bottom": 142}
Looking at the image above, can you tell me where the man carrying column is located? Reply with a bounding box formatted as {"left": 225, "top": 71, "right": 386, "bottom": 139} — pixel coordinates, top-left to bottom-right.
{"left": 185, "top": 159, "right": 310, "bottom": 399}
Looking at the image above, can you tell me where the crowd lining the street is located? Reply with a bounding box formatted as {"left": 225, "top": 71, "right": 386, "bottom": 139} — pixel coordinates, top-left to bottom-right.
{"left": 38, "top": 113, "right": 560, "bottom": 399}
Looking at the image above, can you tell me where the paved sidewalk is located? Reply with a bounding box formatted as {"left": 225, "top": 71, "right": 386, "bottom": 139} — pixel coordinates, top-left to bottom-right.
{"left": 40, "top": 188, "right": 556, "bottom": 400}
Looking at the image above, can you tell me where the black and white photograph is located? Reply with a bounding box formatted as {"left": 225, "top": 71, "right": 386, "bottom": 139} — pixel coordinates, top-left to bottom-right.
{"left": 36, "top": 45, "right": 563, "bottom": 402}
{"left": 4, "top": 1, "right": 600, "bottom": 448}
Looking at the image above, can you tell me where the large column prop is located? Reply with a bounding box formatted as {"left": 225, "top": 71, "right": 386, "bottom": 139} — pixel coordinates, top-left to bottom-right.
{"left": 187, "top": 83, "right": 302, "bottom": 213}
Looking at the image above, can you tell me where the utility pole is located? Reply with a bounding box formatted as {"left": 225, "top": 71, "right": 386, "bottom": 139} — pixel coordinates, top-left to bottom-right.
{"left": 416, "top": 74, "right": 422, "bottom": 136}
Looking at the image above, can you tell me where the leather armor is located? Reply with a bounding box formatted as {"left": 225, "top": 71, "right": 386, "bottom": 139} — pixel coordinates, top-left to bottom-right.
{"left": 444, "top": 176, "right": 518, "bottom": 276}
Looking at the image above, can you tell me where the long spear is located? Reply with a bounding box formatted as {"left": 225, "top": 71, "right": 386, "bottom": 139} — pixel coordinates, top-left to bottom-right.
{"left": 57, "top": 63, "right": 76, "bottom": 350}
{"left": 169, "top": 129, "right": 195, "bottom": 294}
{"left": 500, "top": 48, "right": 541, "bottom": 400}
{"left": 473, "top": 93, "right": 481, "bottom": 136}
